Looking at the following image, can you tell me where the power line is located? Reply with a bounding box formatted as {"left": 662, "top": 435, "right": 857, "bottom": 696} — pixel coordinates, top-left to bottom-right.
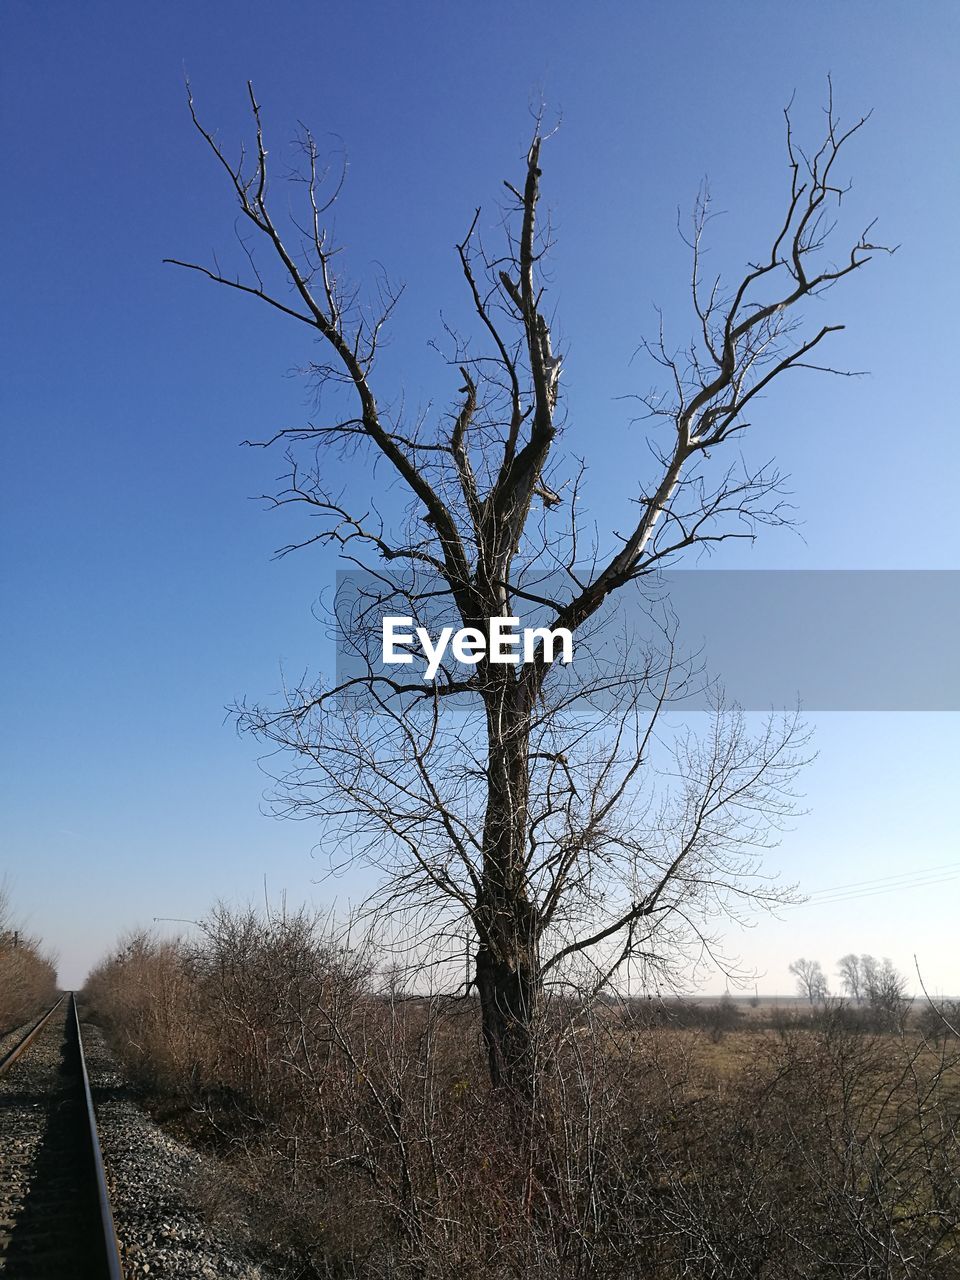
{"left": 804, "top": 873, "right": 960, "bottom": 907}
{"left": 792, "top": 863, "right": 960, "bottom": 908}
{"left": 805, "top": 859, "right": 960, "bottom": 898}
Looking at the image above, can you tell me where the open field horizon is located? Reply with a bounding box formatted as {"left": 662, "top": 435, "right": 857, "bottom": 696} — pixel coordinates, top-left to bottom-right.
{"left": 3, "top": 4, "right": 959, "bottom": 1274}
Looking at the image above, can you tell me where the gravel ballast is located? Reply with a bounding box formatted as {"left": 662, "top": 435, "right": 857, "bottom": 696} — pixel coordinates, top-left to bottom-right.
{"left": 79, "top": 1018, "right": 301, "bottom": 1279}
{"left": 0, "top": 1010, "right": 63, "bottom": 1264}
{"left": 0, "top": 1004, "right": 309, "bottom": 1277}
{"left": 0, "top": 1005, "right": 53, "bottom": 1061}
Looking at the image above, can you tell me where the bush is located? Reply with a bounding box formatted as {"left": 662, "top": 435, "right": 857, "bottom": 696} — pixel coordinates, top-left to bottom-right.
{"left": 85, "top": 907, "right": 960, "bottom": 1279}
{"left": 917, "top": 998, "right": 960, "bottom": 1044}
{"left": 0, "top": 886, "right": 58, "bottom": 1030}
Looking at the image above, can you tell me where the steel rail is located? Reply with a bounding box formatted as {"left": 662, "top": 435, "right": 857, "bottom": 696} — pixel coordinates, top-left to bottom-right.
{"left": 70, "top": 992, "right": 126, "bottom": 1280}
{"left": 0, "top": 992, "right": 125, "bottom": 1277}
{"left": 0, "top": 993, "right": 65, "bottom": 1077}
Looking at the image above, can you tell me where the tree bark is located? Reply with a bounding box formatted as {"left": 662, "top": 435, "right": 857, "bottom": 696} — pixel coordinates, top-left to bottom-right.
{"left": 475, "top": 685, "right": 540, "bottom": 1094}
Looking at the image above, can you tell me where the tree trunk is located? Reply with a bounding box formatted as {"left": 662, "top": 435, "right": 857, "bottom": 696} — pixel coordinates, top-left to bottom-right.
{"left": 475, "top": 686, "right": 541, "bottom": 1094}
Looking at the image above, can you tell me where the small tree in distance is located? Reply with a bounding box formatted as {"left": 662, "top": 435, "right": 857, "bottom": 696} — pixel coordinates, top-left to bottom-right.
{"left": 837, "top": 952, "right": 864, "bottom": 1003}
{"left": 170, "top": 82, "right": 886, "bottom": 1096}
{"left": 789, "top": 957, "right": 829, "bottom": 1005}
{"left": 862, "top": 954, "right": 910, "bottom": 1028}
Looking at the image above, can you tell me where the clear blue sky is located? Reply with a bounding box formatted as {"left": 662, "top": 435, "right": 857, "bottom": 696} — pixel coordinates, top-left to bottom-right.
{"left": 2, "top": 1, "right": 958, "bottom": 991}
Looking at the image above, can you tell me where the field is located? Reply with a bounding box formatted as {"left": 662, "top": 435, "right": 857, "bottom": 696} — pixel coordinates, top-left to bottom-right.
{"left": 82, "top": 910, "right": 960, "bottom": 1280}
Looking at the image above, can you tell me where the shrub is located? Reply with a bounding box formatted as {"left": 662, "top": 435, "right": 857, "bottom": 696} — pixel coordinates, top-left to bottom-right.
{"left": 0, "top": 886, "right": 58, "bottom": 1030}
{"left": 85, "top": 907, "right": 960, "bottom": 1279}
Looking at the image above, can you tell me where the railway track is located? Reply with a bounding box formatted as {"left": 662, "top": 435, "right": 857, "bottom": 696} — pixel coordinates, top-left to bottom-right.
{"left": 0, "top": 994, "right": 124, "bottom": 1278}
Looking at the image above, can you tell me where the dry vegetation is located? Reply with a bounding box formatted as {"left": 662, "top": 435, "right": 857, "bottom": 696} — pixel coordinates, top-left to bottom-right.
{"left": 85, "top": 906, "right": 960, "bottom": 1279}
{"left": 0, "top": 885, "right": 58, "bottom": 1031}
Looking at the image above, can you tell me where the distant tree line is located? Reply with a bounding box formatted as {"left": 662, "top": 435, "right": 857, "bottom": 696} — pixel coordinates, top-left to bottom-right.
{"left": 788, "top": 953, "right": 912, "bottom": 1029}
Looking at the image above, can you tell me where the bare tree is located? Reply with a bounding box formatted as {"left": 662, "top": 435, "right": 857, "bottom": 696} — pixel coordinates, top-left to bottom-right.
{"left": 861, "top": 954, "right": 909, "bottom": 1028}
{"left": 169, "top": 83, "right": 885, "bottom": 1093}
{"left": 789, "top": 957, "right": 829, "bottom": 1005}
{"left": 837, "top": 952, "right": 864, "bottom": 1003}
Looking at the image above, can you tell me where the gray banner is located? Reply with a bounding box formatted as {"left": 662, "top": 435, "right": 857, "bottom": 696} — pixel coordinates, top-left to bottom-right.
{"left": 333, "top": 570, "right": 960, "bottom": 712}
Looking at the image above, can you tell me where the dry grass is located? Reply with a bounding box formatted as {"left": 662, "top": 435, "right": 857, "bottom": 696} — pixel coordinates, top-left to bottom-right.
{"left": 0, "top": 885, "right": 58, "bottom": 1031}
{"left": 85, "top": 908, "right": 960, "bottom": 1280}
